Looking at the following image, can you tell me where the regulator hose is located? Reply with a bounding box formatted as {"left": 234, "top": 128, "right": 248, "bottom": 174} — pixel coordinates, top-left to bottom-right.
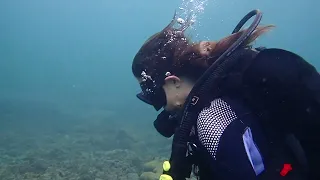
{"left": 168, "top": 9, "right": 263, "bottom": 180}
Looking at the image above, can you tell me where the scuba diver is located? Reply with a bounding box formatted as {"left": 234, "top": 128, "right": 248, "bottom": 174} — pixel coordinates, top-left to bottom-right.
{"left": 132, "top": 9, "right": 320, "bottom": 180}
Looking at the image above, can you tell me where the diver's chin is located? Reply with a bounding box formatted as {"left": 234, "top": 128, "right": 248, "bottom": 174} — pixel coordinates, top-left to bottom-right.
{"left": 167, "top": 105, "right": 183, "bottom": 114}
{"left": 176, "top": 102, "right": 184, "bottom": 110}
{"left": 164, "top": 107, "right": 176, "bottom": 114}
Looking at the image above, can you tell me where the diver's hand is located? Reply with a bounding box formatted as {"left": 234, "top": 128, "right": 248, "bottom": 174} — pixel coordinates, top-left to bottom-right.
{"left": 159, "top": 161, "right": 173, "bottom": 180}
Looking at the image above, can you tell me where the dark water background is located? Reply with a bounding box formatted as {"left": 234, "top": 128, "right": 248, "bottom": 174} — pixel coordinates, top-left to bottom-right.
{"left": 0, "top": 0, "right": 318, "bottom": 179}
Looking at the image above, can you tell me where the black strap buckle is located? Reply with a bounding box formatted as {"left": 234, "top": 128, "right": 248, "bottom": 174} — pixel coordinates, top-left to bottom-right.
{"left": 191, "top": 96, "right": 199, "bottom": 105}
{"left": 187, "top": 142, "right": 198, "bottom": 156}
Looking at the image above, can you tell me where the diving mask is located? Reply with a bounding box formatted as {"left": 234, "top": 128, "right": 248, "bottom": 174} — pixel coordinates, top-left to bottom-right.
{"left": 136, "top": 72, "right": 167, "bottom": 111}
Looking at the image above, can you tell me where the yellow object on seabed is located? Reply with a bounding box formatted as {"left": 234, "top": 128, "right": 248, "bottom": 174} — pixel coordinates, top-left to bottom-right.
{"left": 159, "top": 161, "right": 173, "bottom": 180}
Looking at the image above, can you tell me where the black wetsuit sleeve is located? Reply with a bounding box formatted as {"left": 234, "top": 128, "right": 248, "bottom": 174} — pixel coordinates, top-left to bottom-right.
{"left": 245, "top": 48, "right": 320, "bottom": 177}
{"left": 246, "top": 48, "right": 320, "bottom": 114}
{"left": 197, "top": 98, "right": 269, "bottom": 180}
{"left": 245, "top": 48, "right": 320, "bottom": 144}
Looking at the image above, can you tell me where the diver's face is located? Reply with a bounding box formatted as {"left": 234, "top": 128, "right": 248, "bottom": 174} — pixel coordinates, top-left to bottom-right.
{"left": 136, "top": 76, "right": 189, "bottom": 112}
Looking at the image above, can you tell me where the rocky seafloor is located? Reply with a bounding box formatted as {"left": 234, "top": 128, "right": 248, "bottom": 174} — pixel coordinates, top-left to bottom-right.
{"left": 0, "top": 99, "right": 195, "bottom": 180}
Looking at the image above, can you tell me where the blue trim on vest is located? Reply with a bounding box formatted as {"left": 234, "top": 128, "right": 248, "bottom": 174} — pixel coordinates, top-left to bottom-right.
{"left": 243, "top": 127, "right": 265, "bottom": 175}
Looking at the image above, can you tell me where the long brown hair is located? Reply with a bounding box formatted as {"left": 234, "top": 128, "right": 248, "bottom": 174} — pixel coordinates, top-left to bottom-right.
{"left": 132, "top": 12, "right": 274, "bottom": 81}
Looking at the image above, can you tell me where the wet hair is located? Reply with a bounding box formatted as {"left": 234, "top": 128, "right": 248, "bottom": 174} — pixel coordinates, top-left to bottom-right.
{"left": 132, "top": 12, "right": 275, "bottom": 82}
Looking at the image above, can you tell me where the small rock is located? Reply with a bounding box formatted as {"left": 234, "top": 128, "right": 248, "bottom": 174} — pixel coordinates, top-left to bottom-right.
{"left": 127, "top": 173, "right": 139, "bottom": 180}
{"left": 140, "top": 172, "right": 158, "bottom": 180}
{"left": 118, "top": 176, "right": 127, "bottom": 180}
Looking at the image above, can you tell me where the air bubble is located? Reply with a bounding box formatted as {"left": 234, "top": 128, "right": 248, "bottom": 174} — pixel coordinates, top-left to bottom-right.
{"left": 177, "top": 18, "right": 185, "bottom": 24}
{"left": 178, "top": 0, "right": 209, "bottom": 31}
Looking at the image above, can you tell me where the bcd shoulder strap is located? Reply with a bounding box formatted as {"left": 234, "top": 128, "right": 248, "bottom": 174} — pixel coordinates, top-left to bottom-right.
{"left": 198, "top": 47, "right": 262, "bottom": 106}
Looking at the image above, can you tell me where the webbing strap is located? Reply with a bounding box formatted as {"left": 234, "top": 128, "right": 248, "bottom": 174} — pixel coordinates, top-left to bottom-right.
{"left": 167, "top": 48, "right": 260, "bottom": 180}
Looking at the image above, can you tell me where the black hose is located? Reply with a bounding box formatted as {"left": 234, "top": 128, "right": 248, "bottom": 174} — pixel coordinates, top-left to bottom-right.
{"left": 182, "top": 9, "right": 262, "bottom": 123}
{"left": 169, "top": 9, "right": 263, "bottom": 179}
{"left": 232, "top": 10, "right": 261, "bottom": 34}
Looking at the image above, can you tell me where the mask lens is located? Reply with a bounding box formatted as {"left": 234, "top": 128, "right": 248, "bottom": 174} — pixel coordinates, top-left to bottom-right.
{"left": 136, "top": 92, "right": 153, "bottom": 105}
{"left": 136, "top": 80, "right": 166, "bottom": 111}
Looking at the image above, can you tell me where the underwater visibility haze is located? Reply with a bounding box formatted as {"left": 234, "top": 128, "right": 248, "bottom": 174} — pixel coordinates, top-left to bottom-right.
{"left": 0, "top": 0, "right": 318, "bottom": 179}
